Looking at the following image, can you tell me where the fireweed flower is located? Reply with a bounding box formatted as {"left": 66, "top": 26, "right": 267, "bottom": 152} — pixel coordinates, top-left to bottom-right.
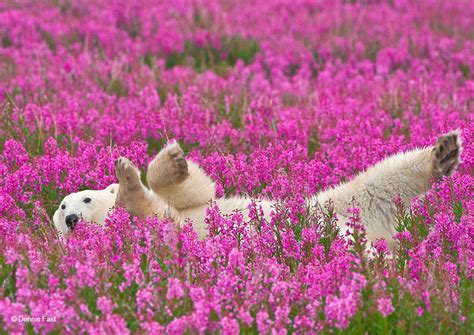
{"left": 219, "top": 317, "right": 240, "bottom": 335}
{"left": 167, "top": 278, "right": 185, "bottom": 300}
{"left": 97, "top": 296, "right": 115, "bottom": 315}
{"left": 373, "top": 239, "right": 389, "bottom": 255}
{"left": 325, "top": 292, "right": 359, "bottom": 330}
{"left": 377, "top": 297, "right": 395, "bottom": 317}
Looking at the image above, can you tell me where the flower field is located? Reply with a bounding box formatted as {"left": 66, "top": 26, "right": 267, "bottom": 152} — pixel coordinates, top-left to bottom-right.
{"left": 0, "top": 0, "right": 473, "bottom": 333}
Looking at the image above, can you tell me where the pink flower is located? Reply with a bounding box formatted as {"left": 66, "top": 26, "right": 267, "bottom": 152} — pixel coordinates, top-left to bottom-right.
{"left": 416, "top": 307, "right": 424, "bottom": 316}
{"left": 167, "top": 278, "right": 185, "bottom": 300}
{"left": 220, "top": 317, "right": 240, "bottom": 335}
{"left": 325, "top": 292, "right": 358, "bottom": 329}
{"left": 97, "top": 296, "right": 115, "bottom": 315}
{"left": 377, "top": 297, "right": 394, "bottom": 317}
{"left": 167, "top": 317, "right": 188, "bottom": 334}
{"left": 373, "top": 239, "right": 389, "bottom": 255}
{"left": 257, "top": 310, "right": 272, "bottom": 334}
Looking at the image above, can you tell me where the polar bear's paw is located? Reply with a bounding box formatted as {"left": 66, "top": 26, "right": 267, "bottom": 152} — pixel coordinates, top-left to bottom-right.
{"left": 432, "top": 131, "right": 462, "bottom": 178}
{"left": 167, "top": 145, "right": 189, "bottom": 183}
{"left": 147, "top": 142, "right": 189, "bottom": 191}
{"left": 115, "top": 157, "right": 153, "bottom": 215}
{"left": 115, "top": 157, "right": 142, "bottom": 191}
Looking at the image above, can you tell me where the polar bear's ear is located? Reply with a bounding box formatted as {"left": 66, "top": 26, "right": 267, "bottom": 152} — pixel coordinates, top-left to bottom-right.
{"left": 105, "top": 183, "right": 119, "bottom": 194}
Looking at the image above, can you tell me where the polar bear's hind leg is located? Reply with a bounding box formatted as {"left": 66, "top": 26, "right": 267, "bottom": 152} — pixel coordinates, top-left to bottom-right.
{"left": 310, "top": 130, "right": 463, "bottom": 250}
{"left": 432, "top": 130, "right": 462, "bottom": 179}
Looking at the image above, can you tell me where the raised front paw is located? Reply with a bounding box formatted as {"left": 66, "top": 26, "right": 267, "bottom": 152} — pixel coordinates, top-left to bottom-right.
{"left": 166, "top": 143, "right": 189, "bottom": 183}
{"left": 432, "top": 130, "right": 462, "bottom": 178}
{"left": 147, "top": 142, "right": 189, "bottom": 190}
{"left": 115, "top": 157, "right": 141, "bottom": 188}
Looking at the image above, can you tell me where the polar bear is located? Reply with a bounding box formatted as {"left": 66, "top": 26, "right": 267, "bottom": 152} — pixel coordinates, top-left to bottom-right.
{"left": 53, "top": 131, "right": 462, "bottom": 249}
{"left": 52, "top": 184, "right": 119, "bottom": 236}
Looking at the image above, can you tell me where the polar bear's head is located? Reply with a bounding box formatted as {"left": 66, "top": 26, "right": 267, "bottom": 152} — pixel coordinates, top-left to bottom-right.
{"left": 53, "top": 184, "right": 119, "bottom": 235}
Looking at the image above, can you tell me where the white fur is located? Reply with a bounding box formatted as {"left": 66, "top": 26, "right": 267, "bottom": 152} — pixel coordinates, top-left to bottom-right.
{"left": 52, "top": 184, "right": 118, "bottom": 235}
{"left": 174, "top": 148, "right": 433, "bottom": 246}
{"left": 54, "top": 132, "right": 462, "bottom": 249}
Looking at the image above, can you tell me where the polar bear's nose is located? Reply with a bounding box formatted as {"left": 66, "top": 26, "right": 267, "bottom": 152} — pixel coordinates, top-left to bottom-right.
{"left": 65, "top": 214, "right": 79, "bottom": 230}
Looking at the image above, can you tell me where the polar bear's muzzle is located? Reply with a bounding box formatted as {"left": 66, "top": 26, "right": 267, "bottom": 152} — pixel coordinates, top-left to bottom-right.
{"left": 65, "top": 214, "right": 79, "bottom": 231}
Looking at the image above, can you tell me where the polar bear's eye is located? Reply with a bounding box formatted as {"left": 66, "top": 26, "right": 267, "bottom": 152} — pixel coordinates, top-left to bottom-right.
{"left": 61, "top": 204, "right": 66, "bottom": 210}
{"left": 84, "top": 198, "right": 91, "bottom": 204}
